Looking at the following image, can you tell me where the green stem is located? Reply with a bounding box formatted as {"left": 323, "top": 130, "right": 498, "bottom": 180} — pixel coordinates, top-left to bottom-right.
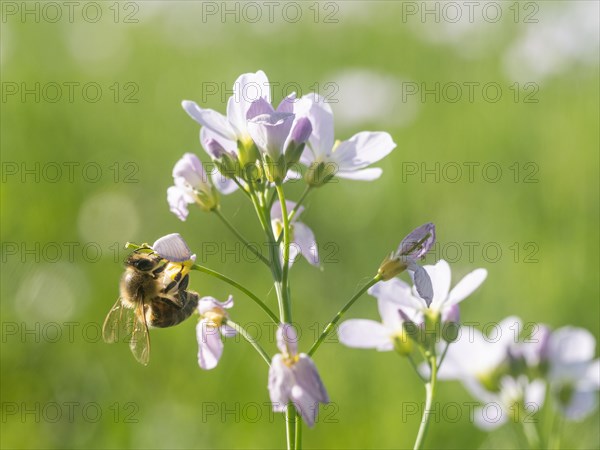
{"left": 295, "top": 415, "right": 302, "bottom": 449}
{"left": 277, "top": 186, "right": 313, "bottom": 244}
{"left": 190, "top": 264, "right": 279, "bottom": 324}
{"left": 407, "top": 354, "right": 428, "bottom": 383}
{"left": 413, "top": 354, "right": 438, "bottom": 450}
{"left": 275, "top": 184, "right": 293, "bottom": 323}
{"left": 286, "top": 405, "right": 296, "bottom": 450}
{"left": 521, "top": 413, "right": 541, "bottom": 449}
{"left": 548, "top": 410, "right": 562, "bottom": 450}
{"left": 213, "top": 208, "right": 270, "bottom": 267}
{"left": 308, "top": 275, "right": 381, "bottom": 356}
{"left": 225, "top": 319, "right": 271, "bottom": 366}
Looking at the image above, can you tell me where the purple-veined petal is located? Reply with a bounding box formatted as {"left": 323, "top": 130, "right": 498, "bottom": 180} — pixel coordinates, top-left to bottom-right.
{"left": 332, "top": 131, "right": 396, "bottom": 171}
{"left": 268, "top": 354, "right": 294, "bottom": 412}
{"left": 182, "top": 101, "right": 237, "bottom": 141}
{"left": 447, "top": 268, "right": 488, "bottom": 306}
{"left": 246, "top": 97, "right": 275, "bottom": 121}
{"left": 408, "top": 261, "right": 434, "bottom": 305}
{"left": 398, "top": 222, "right": 436, "bottom": 259}
{"left": 173, "top": 153, "right": 209, "bottom": 190}
{"left": 276, "top": 92, "right": 297, "bottom": 114}
{"left": 338, "top": 319, "right": 393, "bottom": 351}
{"left": 197, "top": 319, "right": 223, "bottom": 370}
{"left": 247, "top": 112, "right": 294, "bottom": 160}
{"left": 152, "top": 233, "right": 193, "bottom": 262}
{"left": 284, "top": 117, "right": 313, "bottom": 153}
{"left": 227, "top": 70, "right": 271, "bottom": 137}
{"left": 294, "top": 354, "right": 330, "bottom": 404}
{"left": 200, "top": 126, "right": 238, "bottom": 159}
{"left": 295, "top": 93, "right": 335, "bottom": 160}
{"left": 198, "top": 295, "right": 234, "bottom": 315}
{"left": 167, "top": 186, "right": 190, "bottom": 221}
{"left": 336, "top": 168, "right": 383, "bottom": 181}
{"left": 293, "top": 222, "right": 319, "bottom": 266}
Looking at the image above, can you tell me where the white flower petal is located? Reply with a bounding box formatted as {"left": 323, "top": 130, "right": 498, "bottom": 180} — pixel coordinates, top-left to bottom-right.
{"left": 336, "top": 168, "right": 383, "bottom": 180}
{"left": 338, "top": 320, "right": 393, "bottom": 351}
{"left": 152, "top": 233, "right": 193, "bottom": 262}
{"left": 447, "top": 268, "right": 488, "bottom": 306}
{"left": 182, "top": 100, "right": 237, "bottom": 141}
{"left": 474, "top": 404, "right": 508, "bottom": 430}
{"left": 227, "top": 70, "right": 271, "bottom": 137}
{"left": 377, "top": 297, "right": 405, "bottom": 331}
{"left": 295, "top": 93, "right": 335, "bottom": 160}
{"left": 549, "top": 327, "right": 596, "bottom": 366}
{"left": 294, "top": 354, "right": 329, "bottom": 404}
{"left": 332, "top": 131, "right": 396, "bottom": 171}
{"left": 197, "top": 319, "right": 223, "bottom": 370}
{"left": 268, "top": 354, "right": 294, "bottom": 412}
{"left": 423, "top": 260, "right": 451, "bottom": 309}
{"left": 293, "top": 222, "right": 319, "bottom": 266}
{"left": 211, "top": 168, "right": 238, "bottom": 195}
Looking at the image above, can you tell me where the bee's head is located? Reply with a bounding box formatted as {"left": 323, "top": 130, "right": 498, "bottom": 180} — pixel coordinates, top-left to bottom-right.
{"left": 125, "top": 251, "right": 162, "bottom": 272}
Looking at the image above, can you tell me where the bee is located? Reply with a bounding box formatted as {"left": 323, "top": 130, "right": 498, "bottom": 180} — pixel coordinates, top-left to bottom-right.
{"left": 102, "top": 249, "right": 198, "bottom": 365}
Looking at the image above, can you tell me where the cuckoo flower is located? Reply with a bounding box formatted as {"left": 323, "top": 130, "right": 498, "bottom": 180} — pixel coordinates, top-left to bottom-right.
{"left": 436, "top": 317, "right": 546, "bottom": 430}
{"left": 546, "top": 326, "right": 600, "bottom": 420}
{"left": 268, "top": 324, "right": 329, "bottom": 427}
{"left": 294, "top": 93, "right": 396, "bottom": 185}
{"left": 389, "top": 259, "right": 487, "bottom": 325}
{"left": 247, "top": 96, "right": 312, "bottom": 183}
{"left": 271, "top": 200, "right": 319, "bottom": 267}
{"left": 378, "top": 222, "right": 436, "bottom": 302}
{"left": 338, "top": 279, "right": 420, "bottom": 355}
{"left": 196, "top": 296, "right": 236, "bottom": 370}
{"left": 167, "top": 153, "right": 222, "bottom": 221}
{"left": 183, "top": 70, "right": 270, "bottom": 157}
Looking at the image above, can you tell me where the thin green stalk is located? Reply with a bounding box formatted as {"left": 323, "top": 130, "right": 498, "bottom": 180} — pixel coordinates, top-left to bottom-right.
{"left": 286, "top": 405, "right": 296, "bottom": 450}
{"left": 275, "top": 184, "right": 293, "bottom": 323}
{"left": 407, "top": 354, "right": 428, "bottom": 383}
{"left": 191, "top": 264, "right": 279, "bottom": 324}
{"left": 213, "top": 208, "right": 270, "bottom": 266}
{"left": 521, "top": 414, "right": 541, "bottom": 449}
{"left": 277, "top": 186, "right": 313, "bottom": 244}
{"left": 548, "top": 411, "right": 563, "bottom": 450}
{"left": 295, "top": 416, "right": 302, "bottom": 449}
{"left": 413, "top": 354, "right": 438, "bottom": 450}
{"left": 225, "top": 319, "right": 271, "bottom": 366}
{"left": 308, "top": 275, "right": 381, "bottom": 356}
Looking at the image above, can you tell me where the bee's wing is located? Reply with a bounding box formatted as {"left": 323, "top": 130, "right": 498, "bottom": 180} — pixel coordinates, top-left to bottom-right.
{"left": 102, "top": 298, "right": 131, "bottom": 344}
{"left": 129, "top": 302, "right": 151, "bottom": 366}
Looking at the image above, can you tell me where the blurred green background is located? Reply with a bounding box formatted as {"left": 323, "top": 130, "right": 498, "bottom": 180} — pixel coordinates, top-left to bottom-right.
{"left": 1, "top": 1, "right": 598, "bottom": 448}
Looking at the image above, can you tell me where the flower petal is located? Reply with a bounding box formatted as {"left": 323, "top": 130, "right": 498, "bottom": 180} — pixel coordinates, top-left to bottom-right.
{"left": 152, "top": 233, "right": 193, "bottom": 262}
{"left": 549, "top": 326, "right": 596, "bottom": 366}
{"left": 293, "top": 222, "right": 319, "bottom": 266}
{"left": 447, "top": 268, "right": 488, "bottom": 306}
{"left": 268, "top": 354, "right": 294, "bottom": 412}
{"left": 200, "top": 126, "right": 238, "bottom": 159}
{"left": 336, "top": 168, "right": 383, "bottom": 181}
{"left": 338, "top": 319, "right": 393, "bottom": 351}
{"left": 398, "top": 223, "right": 436, "bottom": 259}
{"left": 294, "top": 354, "right": 330, "bottom": 404}
{"left": 474, "top": 404, "right": 508, "bottom": 430}
{"left": 295, "top": 93, "right": 335, "bottom": 160}
{"left": 211, "top": 168, "right": 238, "bottom": 195}
{"left": 227, "top": 70, "right": 271, "bottom": 137}
{"left": 423, "top": 260, "right": 451, "bottom": 309}
{"left": 332, "top": 131, "right": 396, "bottom": 171}
{"left": 167, "top": 186, "right": 190, "bottom": 221}
{"left": 408, "top": 261, "right": 434, "bottom": 305}
{"left": 196, "top": 319, "right": 223, "bottom": 370}
{"left": 182, "top": 101, "right": 237, "bottom": 141}
{"left": 277, "top": 323, "right": 298, "bottom": 356}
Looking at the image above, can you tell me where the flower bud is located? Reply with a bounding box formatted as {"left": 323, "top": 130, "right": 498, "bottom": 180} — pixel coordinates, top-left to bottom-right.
{"left": 377, "top": 253, "right": 409, "bottom": 281}
{"left": 305, "top": 161, "right": 337, "bottom": 187}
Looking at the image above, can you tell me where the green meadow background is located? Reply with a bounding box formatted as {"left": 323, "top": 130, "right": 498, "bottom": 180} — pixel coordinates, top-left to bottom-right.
{"left": 1, "top": 1, "right": 598, "bottom": 448}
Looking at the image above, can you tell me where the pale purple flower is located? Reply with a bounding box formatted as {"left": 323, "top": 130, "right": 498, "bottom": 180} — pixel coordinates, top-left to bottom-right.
{"left": 388, "top": 259, "right": 487, "bottom": 324}
{"left": 378, "top": 223, "right": 436, "bottom": 302}
{"left": 247, "top": 95, "right": 313, "bottom": 161}
{"left": 294, "top": 93, "right": 396, "bottom": 181}
{"left": 196, "top": 295, "right": 236, "bottom": 370}
{"left": 271, "top": 200, "right": 319, "bottom": 266}
{"left": 183, "top": 70, "right": 271, "bottom": 154}
{"left": 268, "top": 324, "right": 329, "bottom": 427}
{"left": 152, "top": 233, "right": 196, "bottom": 263}
{"left": 437, "top": 317, "right": 546, "bottom": 430}
{"left": 338, "top": 279, "right": 420, "bottom": 353}
{"left": 167, "top": 153, "right": 221, "bottom": 220}
{"left": 546, "top": 326, "right": 600, "bottom": 420}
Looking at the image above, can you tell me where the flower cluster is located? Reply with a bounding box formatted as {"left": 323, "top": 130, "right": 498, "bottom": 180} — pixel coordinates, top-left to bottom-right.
{"left": 106, "top": 70, "right": 598, "bottom": 450}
